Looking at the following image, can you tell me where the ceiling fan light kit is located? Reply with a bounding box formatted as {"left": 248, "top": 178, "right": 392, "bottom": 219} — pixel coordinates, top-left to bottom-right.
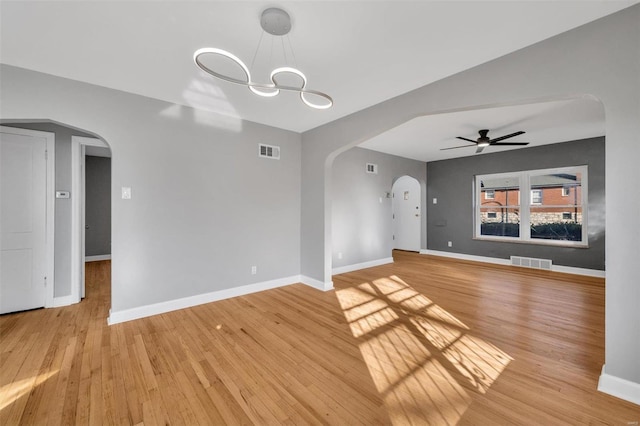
{"left": 194, "top": 7, "right": 333, "bottom": 110}
{"left": 442, "top": 129, "right": 529, "bottom": 153}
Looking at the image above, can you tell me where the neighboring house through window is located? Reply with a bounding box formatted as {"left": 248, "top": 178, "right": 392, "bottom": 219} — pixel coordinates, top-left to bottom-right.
{"left": 475, "top": 166, "right": 588, "bottom": 246}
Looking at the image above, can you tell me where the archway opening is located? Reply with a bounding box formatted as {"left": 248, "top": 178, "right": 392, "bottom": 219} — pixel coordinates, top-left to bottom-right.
{"left": 0, "top": 119, "right": 113, "bottom": 315}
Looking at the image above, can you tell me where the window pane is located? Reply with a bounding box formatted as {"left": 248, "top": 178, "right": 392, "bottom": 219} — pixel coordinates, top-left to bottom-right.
{"left": 480, "top": 176, "right": 520, "bottom": 207}
{"left": 530, "top": 172, "right": 582, "bottom": 206}
{"left": 480, "top": 207, "right": 520, "bottom": 237}
{"left": 530, "top": 206, "right": 583, "bottom": 241}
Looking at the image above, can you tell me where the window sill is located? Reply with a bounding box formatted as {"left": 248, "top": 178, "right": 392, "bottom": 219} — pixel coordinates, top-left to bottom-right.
{"left": 473, "top": 236, "right": 589, "bottom": 249}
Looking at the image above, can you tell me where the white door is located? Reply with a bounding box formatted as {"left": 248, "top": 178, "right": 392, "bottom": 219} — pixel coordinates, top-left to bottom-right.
{"left": 392, "top": 176, "right": 421, "bottom": 252}
{"left": 0, "top": 129, "right": 49, "bottom": 313}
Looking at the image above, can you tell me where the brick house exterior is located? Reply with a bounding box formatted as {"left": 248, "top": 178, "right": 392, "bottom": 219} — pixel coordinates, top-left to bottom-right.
{"left": 480, "top": 174, "right": 583, "bottom": 225}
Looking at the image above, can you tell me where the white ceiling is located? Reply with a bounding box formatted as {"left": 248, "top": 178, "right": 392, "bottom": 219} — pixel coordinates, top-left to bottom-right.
{"left": 0, "top": 0, "right": 634, "bottom": 140}
{"left": 359, "top": 97, "right": 606, "bottom": 162}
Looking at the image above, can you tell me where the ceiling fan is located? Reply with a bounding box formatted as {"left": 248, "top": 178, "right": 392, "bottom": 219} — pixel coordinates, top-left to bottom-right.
{"left": 441, "top": 129, "right": 529, "bottom": 153}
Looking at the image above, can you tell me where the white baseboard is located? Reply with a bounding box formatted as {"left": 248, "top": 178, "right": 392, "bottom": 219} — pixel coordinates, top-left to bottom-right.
{"left": 300, "top": 275, "right": 334, "bottom": 291}
{"left": 107, "top": 275, "right": 300, "bottom": 325}
{"left": 85, "top": 255, "right": 111, "bottom": 262}
{"left": 551, "top": 264, "right": 605, "bottom": 278}
{"left": 598, "top": 364, "right": 640, "bottom": 405}
{"left": 52, "top": 294, "right": 79, "bottom": 307}
{"left": 420, "top": 249, "right": 605, "bottom": 278}
{"left": 332, "top": 257, "right": 394, "bottom": 275}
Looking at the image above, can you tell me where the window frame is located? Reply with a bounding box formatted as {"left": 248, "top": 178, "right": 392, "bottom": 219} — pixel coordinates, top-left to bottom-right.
{"left": 530, "top": 189, "right": 543, "bottom": 205}
{"left": 474, "top": 166, "right": 588, "bottom": 247}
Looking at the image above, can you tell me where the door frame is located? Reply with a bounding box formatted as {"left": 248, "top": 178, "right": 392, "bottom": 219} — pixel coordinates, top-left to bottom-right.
{"left": 0, "top": 125, "right": 56, "bottom": 308}
{"left": 71, "top": 136, "right": 109, "bottom": 302}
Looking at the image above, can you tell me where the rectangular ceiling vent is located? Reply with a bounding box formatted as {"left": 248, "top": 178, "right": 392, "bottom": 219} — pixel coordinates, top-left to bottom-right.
{"left": 366, "top": 163, "right": 378, "bottom": 174}
{"left": 510, "top": 256, "right": 552, "bottom": 271}
{"left": 259, "top": 143, "right": 280, "bottom": 160}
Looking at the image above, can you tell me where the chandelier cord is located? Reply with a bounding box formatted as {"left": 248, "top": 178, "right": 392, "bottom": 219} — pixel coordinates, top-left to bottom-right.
{"left": 249, "top": 30, "right": 265, "bottom": 75}
{"left": 286, "top": 35, "right": 298, "bottom": 69}
{"left": 281, "top": 37, "right": 288, "bottom": 66}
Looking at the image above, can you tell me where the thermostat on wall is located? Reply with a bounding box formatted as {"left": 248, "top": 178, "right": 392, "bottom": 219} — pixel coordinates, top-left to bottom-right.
{"left": 56, "top": 191, "right": 70, "bottom": 199}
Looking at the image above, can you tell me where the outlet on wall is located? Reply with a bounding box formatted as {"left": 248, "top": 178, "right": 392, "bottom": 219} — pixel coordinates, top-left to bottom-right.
{"left": 338, "top": 252, "right": 343, "bottom": 259}
{"left": 251, "top": 266, "right": 257, "bottom": 275}
{"left": 447, "top": 241, "right": 452, "bottom": 247}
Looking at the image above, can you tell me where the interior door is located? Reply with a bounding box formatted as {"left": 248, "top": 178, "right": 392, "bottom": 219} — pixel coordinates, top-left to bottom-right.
{"left": 392, "top": 176, "right": 421, "bottom": 252}
{"left": 0, "top": 129, "right": 48, "bottom": 313}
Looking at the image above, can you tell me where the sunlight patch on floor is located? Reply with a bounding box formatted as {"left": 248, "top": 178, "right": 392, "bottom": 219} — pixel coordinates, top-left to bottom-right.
{"left": 0, "top": 369, "right": 59, "bottom": 411}
{"left": 336, "top": 275, "right": 512, "bottom": 424}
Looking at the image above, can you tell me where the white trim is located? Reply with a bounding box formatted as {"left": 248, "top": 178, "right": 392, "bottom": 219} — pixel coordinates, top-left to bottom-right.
{"left": 551, "top": 264, "right": 605, "bottom": 278}
{"left": 85, "top": 255, "right": 111, "bottom": 262}
{"left": 107, "top": 275, "right": 301, "bottom": 325}
{"left": 72, "top": 136, "right": 109, "bottom": 305}
{"left": 332, "top": 257, "right": 394, "bottom": 275}
{"left": 420, "top": 249, "right": 605, "bottom": 278}
{"left": 598, "top": 365, "right": 640, "bottom": 405}
{"left": 0, "top": 126, "right": 56, "bottom": 308}
{"left": 52, "top": 295, "right": 77, "bottom": 308}
{"left": 45, "top": 132, "right": 55, "bottom": 308}
{"left": 300, "top": 275, "right": 334, "bottom": 291}
{"left": 421, "top": 249, "right": 510, "bottom": 266}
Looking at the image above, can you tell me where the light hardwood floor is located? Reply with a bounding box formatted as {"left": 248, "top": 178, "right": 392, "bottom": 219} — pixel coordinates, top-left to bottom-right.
{"left": 1, "top": 253, "right": 638, "bottom": 425}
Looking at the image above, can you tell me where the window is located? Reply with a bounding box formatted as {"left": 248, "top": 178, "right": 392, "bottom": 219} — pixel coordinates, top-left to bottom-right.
{"left": 531, "top": 189, "right": 543, "bottom": 205}
{"left": 475, "top": 166, "right": 588, "bottom": 246}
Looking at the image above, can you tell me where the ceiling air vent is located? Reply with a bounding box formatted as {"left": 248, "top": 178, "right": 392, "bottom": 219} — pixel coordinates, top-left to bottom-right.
{"left": 259, "top": 143, "right": 280, "bottom": 160}
{"left": 366, "top": 163, "right": 378, "bottom": 174}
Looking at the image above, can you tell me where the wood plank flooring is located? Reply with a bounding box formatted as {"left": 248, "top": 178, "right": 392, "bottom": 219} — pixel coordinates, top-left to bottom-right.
{"left": 1, "top": 253, "right": 638, "bottom": 425}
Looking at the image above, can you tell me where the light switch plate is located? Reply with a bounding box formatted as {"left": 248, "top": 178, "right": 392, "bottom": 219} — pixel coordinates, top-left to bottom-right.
{"left": 122, "top": 187, "right": 131, "bottom": 199}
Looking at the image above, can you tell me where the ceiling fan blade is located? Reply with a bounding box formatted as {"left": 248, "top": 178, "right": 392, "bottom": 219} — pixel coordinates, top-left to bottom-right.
{"left": 489, "top": 131, "right": 525, "bottom": 143}
{"left": 456, "top": 136, "right": 477, "bottom": 143}
{"left": 475, "top": 145, "right": 486, "bottom": 153}
{"left": 491, "top": 142, "right": 529, "bottom": 146}
{"left": 441, "top": 145, "right": 475, "bottom": 151}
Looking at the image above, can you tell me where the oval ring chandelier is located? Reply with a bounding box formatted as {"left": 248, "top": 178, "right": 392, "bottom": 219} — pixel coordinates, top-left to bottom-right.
{"left": 194, "top": 8, "right": 333, "bottom": 110}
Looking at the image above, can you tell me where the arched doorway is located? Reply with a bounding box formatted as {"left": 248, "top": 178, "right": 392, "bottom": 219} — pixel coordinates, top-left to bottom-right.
{"left": 0, "top": 120, "right": 112, "bottom": 310}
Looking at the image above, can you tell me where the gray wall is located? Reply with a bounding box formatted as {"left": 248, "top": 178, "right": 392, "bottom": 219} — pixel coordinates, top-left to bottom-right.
{"left": 0, "top": 65, "right": 302, "bottom": 313}
{"left": 427, "top": 138, "right": 605, "bottom": 270}
{"left": 301, "top": 6, "right": 639, "bottom": 387}
{"left": 85, "top": 156, "right": 111, "bottom": 256}
{"left": 332, "top": 147, "right": 426, "bottom": 269}
{"left": 3, "top": 122, "right": 93, "bottom": 298}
